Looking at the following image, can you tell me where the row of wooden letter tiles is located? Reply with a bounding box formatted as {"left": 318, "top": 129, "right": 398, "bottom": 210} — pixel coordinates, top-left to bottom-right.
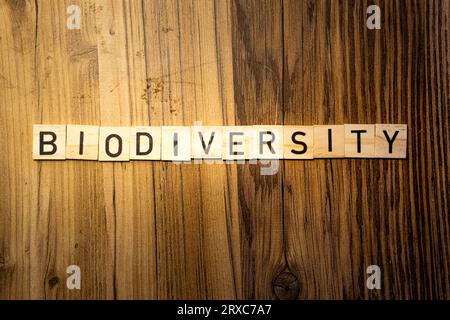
{"left": 32, "top": 124, "right": 407, "bottom": 161}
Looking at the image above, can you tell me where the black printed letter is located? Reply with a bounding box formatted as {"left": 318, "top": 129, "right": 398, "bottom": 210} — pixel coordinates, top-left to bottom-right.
{"left": 39, "top": 131, "right": 57, "bottom": 155}
{"left": 198, "top": 132, "right": 215, "bottom": 155}
{"left": 136, "top": 132, "right": 153, "bottom": 156}
{"left": 382, "top": 130, "right": 399, "bottom": 154}
{"left": 259, "top": 131, "right": 275, "bottom": 154}
{"left": 351, "top": 130, "right": 367, "bottom": 153}
{"left": 229, "top": 132, "right": 244, "bottom": 156}
{"left": 291, "top": 131, "right": 307, "bottom": 155}
{"left": 105, "top": 134, "right": 122, "bottom": 157}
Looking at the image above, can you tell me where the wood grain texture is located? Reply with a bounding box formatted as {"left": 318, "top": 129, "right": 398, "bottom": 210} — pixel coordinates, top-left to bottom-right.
{"left": 0, "top": 0, "right": 448, "bottom": 300}
{"left": 231, "top": 0, "right": 285, "bottom": 299}
{"left": 283, "top": 0, "right": 449, "bottom": 299}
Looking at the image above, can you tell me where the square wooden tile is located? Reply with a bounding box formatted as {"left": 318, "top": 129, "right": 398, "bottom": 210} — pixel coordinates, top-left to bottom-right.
{"left": 222, "top": 126, "right": 253, "bottom": 160}
{"left": 283, "top": 126, "right": 314, "bottom": 159}
{"left": 161, "top": 126, "right": 191, "bottom": 161}
{"left": 375, "top": 124, "right": 407, "bottom": 158}
{"left": 252, "top": 125, "right": 284, "bottom": 159}
{"left": 130, "top": 126, "right": 161, "bottom": 160}
{"left": 66, "top": 125, "right": 99, "bottom": 160}
{"left": 98, "top": 127, "right": 130, "bottom": 161}
{"left": 344, "top": 124, "right": 375, "bottom": 158}
{"left": 191, "top": 126, "right": 223, "bottom": 159}
{"left": 313, "top": 125, "right": 345, "bottom": 158}
{"left": 33, "top": 124, "right": 66, "bottom": 160}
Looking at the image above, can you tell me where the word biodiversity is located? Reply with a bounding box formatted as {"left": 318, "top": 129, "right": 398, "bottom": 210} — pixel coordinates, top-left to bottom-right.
{"left": 32, "top": 124, "right": 407, "bottom": 161}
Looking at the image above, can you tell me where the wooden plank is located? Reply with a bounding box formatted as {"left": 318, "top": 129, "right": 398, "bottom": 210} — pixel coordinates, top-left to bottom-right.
{"left": 283, "top": 0, "right": 449, "bottom": 299}
{"left": 283, "top": 0, "right": 350, "bottom": 299}
{"left": 142, "top": 0, "right": 242, "bottom": 299}
{"left": 231, "top": 0, "right": 285, "bottom": 299}
{"left": 29, "top": 0, "right": 114, "bottom": 299}
{"left": 0, "top": 0, "right": 38, "bottom": 299}
{"left": 64, "top": 0, "right": 115, "bottom": 299}
{"left": 95, "top": 0, "right": 157, "bottom": 299}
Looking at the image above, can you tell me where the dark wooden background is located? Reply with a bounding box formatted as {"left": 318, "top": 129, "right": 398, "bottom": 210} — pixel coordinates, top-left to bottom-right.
{"left": 0, "top": 0, "right": 448, "bottom": 299}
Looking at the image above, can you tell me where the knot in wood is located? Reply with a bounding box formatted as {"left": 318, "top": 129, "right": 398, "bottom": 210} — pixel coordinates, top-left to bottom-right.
{"left": 48, "top": 276, "right": 59, "bottom": 288}
{"left": 272, "top": 271, "right": 300, "bottom": 300}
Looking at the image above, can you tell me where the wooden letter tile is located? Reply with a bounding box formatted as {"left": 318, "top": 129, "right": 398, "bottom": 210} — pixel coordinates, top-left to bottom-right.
{"left": 66, "top": 125, "right": 99, "bottom": 160}
{"left": 344, "top": 124, "right": 375, "bottom": 158}
{"left": 283, "top": 126, "right": 314, "bottom": 159}
{"left": 252, "top": 125, "right": 284, "bottom": 159}
{"left": 33, "top": 124, "right": 66, "bottom": 160}
{"left": 130, "top": 126, "right": 161, "bottom": 160}
{"left": 313, "top": 125, "right": 345, "bottom": 158}
{"left": 98, "top": 127, "right": 130, "bottom": 161}
{"left": 161, "top": 126, "right": 191, "bottom": 161}
{"left": 191, "top": 126, "right": 223, "bottom": 159}
{"left": 222, "top": 126, "right": 253, "bottom": 160}
{"left": 375, "top": 124, "right": 407, "bottom": 158}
